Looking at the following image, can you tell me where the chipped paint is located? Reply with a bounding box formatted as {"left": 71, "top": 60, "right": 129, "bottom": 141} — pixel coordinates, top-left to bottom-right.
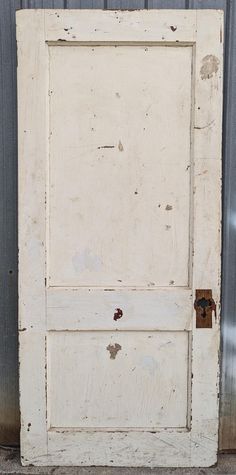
{"left": 118, "top": 140, "right": 124, "bottom": 152}
{"left": 106, "top": 343, "right": 122, "bottom": 360}
{"left": 113, "top": 308, "right": 123, "bottom": 321}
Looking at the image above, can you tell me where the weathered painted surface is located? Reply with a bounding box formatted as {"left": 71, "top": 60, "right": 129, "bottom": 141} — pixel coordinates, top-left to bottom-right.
{"left": 17, "top": 9, "right": 222, "bottom": 466}
{"left": 0, "top": 0, "right": 234, "bottom": 454}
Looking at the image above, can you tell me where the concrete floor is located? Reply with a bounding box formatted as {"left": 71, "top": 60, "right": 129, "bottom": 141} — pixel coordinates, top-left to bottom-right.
{"left": 1, "top": 449, "right": 236, "bottom": 475}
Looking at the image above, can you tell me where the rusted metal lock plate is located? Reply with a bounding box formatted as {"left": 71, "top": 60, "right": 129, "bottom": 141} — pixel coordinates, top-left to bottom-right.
{"left": 194, "top": 289, "right": 216, "bottom": 328}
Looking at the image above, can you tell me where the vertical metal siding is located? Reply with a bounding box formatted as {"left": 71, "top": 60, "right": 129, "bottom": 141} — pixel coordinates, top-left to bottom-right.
{"left": 66, "top": 1, "right": 105, "bottom": 8}
{"left": 106, "top": 1, "right": 144, "bottom": 8}
{"left": 0, "top": 0, "right": 20, "bottom": 446}
{"left": 148, "top": 1, "right": 186, "bottom": 7}
{"left": 219, "top": 0, "right": 236, "bottom": 451}
{"left": 0, "top": 0, "right": 234, "bottom": 449}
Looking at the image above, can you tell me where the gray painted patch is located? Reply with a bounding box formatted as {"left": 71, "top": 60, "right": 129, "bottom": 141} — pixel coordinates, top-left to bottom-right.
{"left": 200, "top": 54, "right": 220, "bottom": 80}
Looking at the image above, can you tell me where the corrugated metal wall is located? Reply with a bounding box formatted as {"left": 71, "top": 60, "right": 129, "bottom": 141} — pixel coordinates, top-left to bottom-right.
{"left": 0, "top": 0, "right": 234, "bottom": 450}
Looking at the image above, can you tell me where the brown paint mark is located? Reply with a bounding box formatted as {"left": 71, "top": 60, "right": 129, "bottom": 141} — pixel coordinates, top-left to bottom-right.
{"left": 106, "top": 343, "right": 122, "bottom": 360}
{"left": 118, "top": 140, "right": 124, "bottom": 152}
{"left": 113, "top": 308, "right": 123, "bottom": 321}
{"left": 200, "top": 55, "right": 219, "bottom": 80}
{"left": 194, "top": 289, "right": 216, "bottom": 328}
{"left": 165, "top": 205, "right": 173, "bottom": 211}
{"left": 170, "top": 25, "right": 177, "bottom": 32}
{"left": 97, "top": 145, "right": 115, "bottom": 149}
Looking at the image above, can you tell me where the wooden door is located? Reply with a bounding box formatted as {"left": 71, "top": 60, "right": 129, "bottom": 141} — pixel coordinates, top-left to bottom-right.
{"left": 17, "top": 9, "right": 223, "bottom": 467}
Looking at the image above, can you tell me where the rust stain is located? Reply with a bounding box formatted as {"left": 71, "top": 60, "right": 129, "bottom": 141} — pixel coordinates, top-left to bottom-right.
{"left": 200, "top": 55, "right": 219, "bottom": 80}
{"left": 194, "top": 289, "right": 216, "bottom": 328}
{"left": 113, "top": 308, "right": 123, "bottom": 321}
{"left": 106, "top": 343, "right": 122, "bottom": 360}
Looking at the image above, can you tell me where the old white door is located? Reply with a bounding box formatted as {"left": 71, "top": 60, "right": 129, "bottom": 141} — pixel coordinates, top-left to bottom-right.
{"left": 17, "top": 9, "right": 223, "bottom": 467}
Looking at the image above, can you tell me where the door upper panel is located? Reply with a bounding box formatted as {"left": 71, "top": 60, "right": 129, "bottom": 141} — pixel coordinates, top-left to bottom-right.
{"left": 49, "top": 44, "right": 192, "bottom": 288}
